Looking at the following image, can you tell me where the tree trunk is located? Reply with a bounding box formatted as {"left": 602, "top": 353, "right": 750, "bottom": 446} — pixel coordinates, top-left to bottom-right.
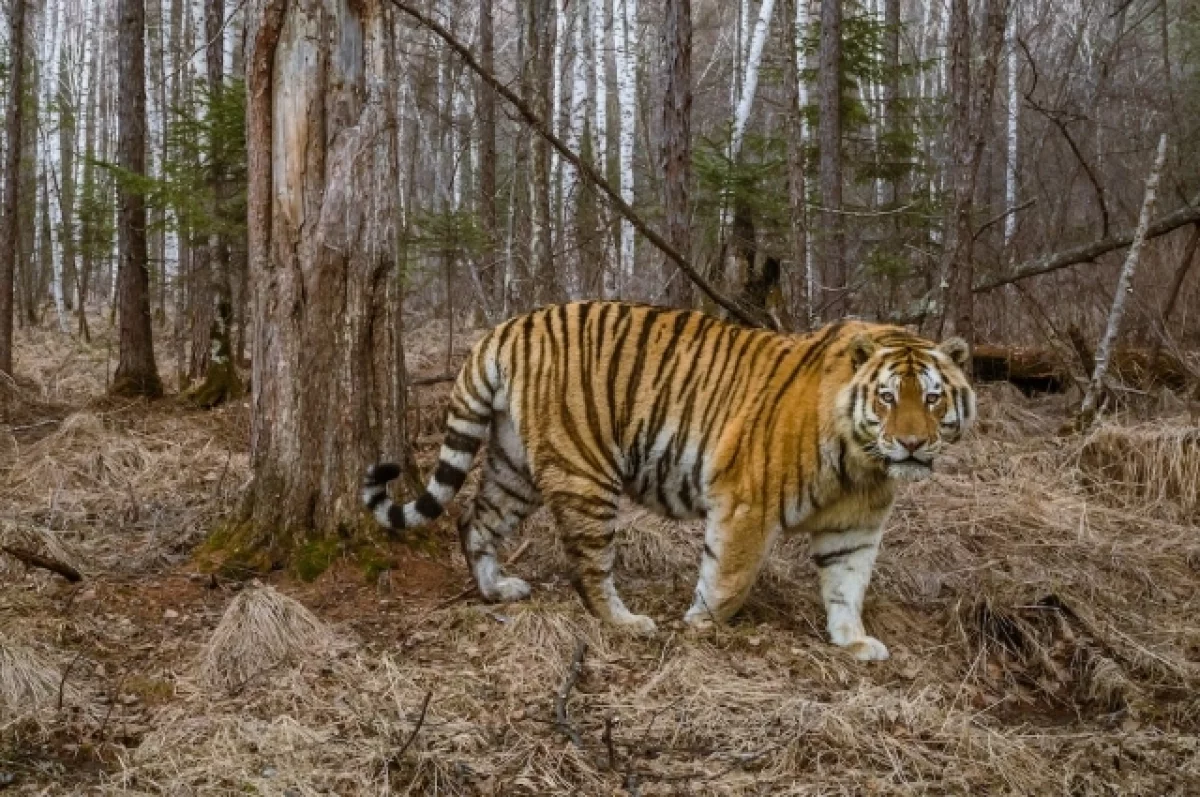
{"left": 784, "top": 0, "right": 810, "bottom": 329}
{"left": 938, "top": 0, "right": 1006, "bottom": 353}
{"left": 189, "top": 0, "right": 244, "bottom": 407}
{"left": 57, "top": 27, "right": 78, "bottom": 319}
{"left": 478, "top": 0, "right": 499, "bottom": 307}
{"left": 112, "top": 0, "right": 163, "bottom": 397}
{"left": 614, "top": 0, "right": 639, "bottom": 289}
{"left": 662, "top": 0, "right": 693, "bottom": 307}
{"left": 0, "top": 0, "right": 29, "bottom": 379}
{"left": 220, "top": 0, "right": 405, "bottom": 572}
{"left": 1074, "top": 134, "right": 1168, "bottom": 431}
{"left": 817, "top": 0, "right": 846, "bottom": 319}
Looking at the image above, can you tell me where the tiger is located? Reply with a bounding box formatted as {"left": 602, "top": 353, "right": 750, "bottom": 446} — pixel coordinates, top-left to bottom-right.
{"left": 363, "top": 301, "right": 975, "bottom": 660}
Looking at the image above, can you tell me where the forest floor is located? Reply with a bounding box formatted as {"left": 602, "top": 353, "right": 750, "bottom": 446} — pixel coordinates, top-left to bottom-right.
{"left": 3, "top": 319, "right": 1200, "bottom": 795}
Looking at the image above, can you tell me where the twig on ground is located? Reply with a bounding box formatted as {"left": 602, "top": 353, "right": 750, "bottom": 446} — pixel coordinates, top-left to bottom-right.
{"left": 389, "top": 690, "right": 433, "bottom": 765}
{"left": 1, "top": 544, "right": 82, "bottom": 582}
{"left": 57, "top": 651, "right": 84, "bottom": 711}
{"left": 410, "top": 373, "right": 457, "bottom": 387}
{"left": 603, "top": 715, "right": 617, "bottom": 770}
{"left": 555, "top": 639, "right": 588, "bottom": 747}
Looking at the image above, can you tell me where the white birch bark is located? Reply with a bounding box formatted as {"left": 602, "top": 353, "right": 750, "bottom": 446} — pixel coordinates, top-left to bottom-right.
{"left": 551, "top": 0, "right": 566, "bottom": 246}
{"left": 729, "top": 0, "right": 775, "bottom": 160}
{"left": 614, "top": 0, "right": 638, "bottom": 287}
{"left": 591, "top": 0, "right": 607, "bottom": 168}
{"left": 1076, "top": 134, "right": 1168, "bottom": 425}
{"left": 1003, "top": 2, "right": 1019, "bottom": 249}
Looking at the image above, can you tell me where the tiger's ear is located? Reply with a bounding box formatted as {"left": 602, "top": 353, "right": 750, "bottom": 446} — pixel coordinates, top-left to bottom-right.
{"left": 848, "top": 333, "right": 878, "bottom": 370}
{"left": 938, "top": 337, "right": 970, "bottom": 369}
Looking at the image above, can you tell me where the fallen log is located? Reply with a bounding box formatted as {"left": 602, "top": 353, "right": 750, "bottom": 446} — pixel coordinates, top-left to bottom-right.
{"left": 972, "top": 345, "right": 1191, "bottom": 394}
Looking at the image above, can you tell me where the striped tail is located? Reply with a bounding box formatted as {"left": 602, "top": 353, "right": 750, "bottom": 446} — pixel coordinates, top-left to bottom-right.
{"left": 362, "top": 357, "right": 493, "bottom": 532}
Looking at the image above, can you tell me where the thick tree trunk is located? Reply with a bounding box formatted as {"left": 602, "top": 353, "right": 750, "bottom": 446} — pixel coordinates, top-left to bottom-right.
{"left": 662, "top": 0, "right": 693, "bottom": 307}
{"left": 817, "top": 0, "right": 846, "bottom": 319}
{"left": 0, "top": 0, "right": 29, "bottom": 379}
{"left": 112, "top": 0, "right": 163, "bottom": 397}
{"left": 219, "top": 0, "right": 404, "bottom": 572}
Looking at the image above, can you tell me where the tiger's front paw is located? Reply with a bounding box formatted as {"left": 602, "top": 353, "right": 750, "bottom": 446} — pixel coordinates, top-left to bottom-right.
{"left": 613, "top": 613, "right": 658, "bottom": 636}
{"left": 839, "top": 635, "right": 890, "bottom": 661}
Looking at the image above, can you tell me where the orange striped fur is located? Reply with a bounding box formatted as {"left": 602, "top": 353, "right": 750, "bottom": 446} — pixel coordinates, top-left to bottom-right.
{"left": 363, "top": 301, "right": 975, "bottom": 658}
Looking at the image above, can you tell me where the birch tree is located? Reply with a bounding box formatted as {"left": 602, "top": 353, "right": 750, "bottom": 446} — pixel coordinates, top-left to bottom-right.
{"left": 614, "top": 0, "right": 639, "bottom": 286}
{"left": 1074, "top": 134, "right": 1168, "bottom": 430}
{"left": 817, "top": 0, "right": 846, "bottom": 318}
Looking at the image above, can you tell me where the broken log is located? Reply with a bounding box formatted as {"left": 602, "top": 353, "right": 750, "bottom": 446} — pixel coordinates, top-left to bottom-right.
{"left": 972, "top": 344, "right": 1191, "bottom": 395}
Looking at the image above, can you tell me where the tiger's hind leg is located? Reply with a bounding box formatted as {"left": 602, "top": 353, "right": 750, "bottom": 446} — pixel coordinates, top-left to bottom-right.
{"left": 459, "top": 418, "right": 541, "bottom": 603}
{"left": 546, "top": 477, "right": 657, "bottom": 635}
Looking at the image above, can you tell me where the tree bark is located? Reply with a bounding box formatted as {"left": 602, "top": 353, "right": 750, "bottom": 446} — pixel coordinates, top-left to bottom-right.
{"left": 189, "top": 0, "right": 244, "bottom": 407}
{"left": 223, "top": 0, "right": 406, "bottom": 571}
{"left": 784, "top": 0, "right": 809, "bottom": 328}
{"left": 816, "top": 0, "right": 846, "bottom": 318}
{"left": 478, "top": 0, "right": 499, "bottom": 306}
{"left": 1074, "top": 134, "right": 1168, "bottom": 431}
{"left": 0, "top": 0, "right": 29, "bottom": 380}
{"left": 662, "top": 0, "right": 693, "bottom": 307}
{"left": 112, "top": 0, "right": 163, "bottom": 397}
{"left": 938, "top": 0, "right": 1007, "bottom": 353}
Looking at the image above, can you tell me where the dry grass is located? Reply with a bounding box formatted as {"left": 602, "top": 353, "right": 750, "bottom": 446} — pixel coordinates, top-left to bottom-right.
{"left": 0, "top": 638, "right": 71, "bottom": 725}
{"left": 3, "top": 327, "right": 1200, "bottom": 794}
{"left": 197, "top": 583, "right": 346, "bottom": 693}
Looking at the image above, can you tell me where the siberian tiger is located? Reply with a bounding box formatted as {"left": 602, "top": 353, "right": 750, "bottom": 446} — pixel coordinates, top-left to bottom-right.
{"left": 363, "top": 301, "right": 975, "bottom": 660}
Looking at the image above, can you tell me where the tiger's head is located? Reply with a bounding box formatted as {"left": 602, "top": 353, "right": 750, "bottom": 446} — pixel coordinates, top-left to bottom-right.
{"left": 841, "top": 330, "right": 976, "bottom": 482}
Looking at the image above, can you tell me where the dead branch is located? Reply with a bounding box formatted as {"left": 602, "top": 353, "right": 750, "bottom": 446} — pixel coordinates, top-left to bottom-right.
{"left": 976, "top": 191, "right": 1200, "bottom": 293}
{"left": 1073, "top": 134, "right": 1168, "bottom": 432}
{"left": 57, "top": 651, "right": 85, "bottom": 711}
{"left": 383, "top": 0, "right": 764, "bottom": 328}
{"left": 391, "top": 690, "right": 433, "bottom": 763}
{"left": 1, "top": 544, "right": 82, "bottom": 582}
{"left": 410, "top": 372, "right": 457, "bottom": 387}
{"left": 555, "top": 638, "right": 588, "bottom": 747}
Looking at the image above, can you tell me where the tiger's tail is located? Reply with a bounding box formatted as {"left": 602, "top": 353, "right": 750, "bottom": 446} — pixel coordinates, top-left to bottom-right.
{"left": 362, "top": 350, "right": 495, "bottom": 532}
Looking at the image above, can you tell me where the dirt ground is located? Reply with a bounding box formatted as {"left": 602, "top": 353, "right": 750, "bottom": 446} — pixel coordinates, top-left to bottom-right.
{"left": 3, "top": 321, "right": 1200, "bottom": 795}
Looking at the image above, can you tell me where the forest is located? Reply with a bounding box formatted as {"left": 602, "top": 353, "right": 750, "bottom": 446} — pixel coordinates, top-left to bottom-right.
{"left": 2, "top": 0, "right": 1199, "bottom": 792}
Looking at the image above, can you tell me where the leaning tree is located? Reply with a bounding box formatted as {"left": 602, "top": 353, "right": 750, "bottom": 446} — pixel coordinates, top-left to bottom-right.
{"left": 210, "top": 0, "right": 413, "bottom": 574}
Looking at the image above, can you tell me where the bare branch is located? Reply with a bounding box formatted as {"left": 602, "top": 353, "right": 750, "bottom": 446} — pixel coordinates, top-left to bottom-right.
{"left": 1, "top": 544, "right": 83, "bottom": 582}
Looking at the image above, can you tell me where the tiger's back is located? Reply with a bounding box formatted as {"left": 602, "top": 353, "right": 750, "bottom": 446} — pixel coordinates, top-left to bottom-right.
{"left": 363, "top": 301, "right": 975, "bottom": 656}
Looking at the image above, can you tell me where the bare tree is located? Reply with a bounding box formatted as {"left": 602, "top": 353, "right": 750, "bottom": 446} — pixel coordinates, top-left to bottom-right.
{"left": 662, "top": 0, "right": 693, "bottom": 307}
{"left": 816, "top": 0, "right": 845, "bottom": 318}
{"left": 111, "top": 0, "right": 163, "bottom": 396}
{"left": 0, "top": 0, "right": 29, "bottom": 381}
{"left": 223, "top": 0, "right": 407, "bottom": 566}
{"left": 1074, "top": 134, "right": 1168, "bottom": 430}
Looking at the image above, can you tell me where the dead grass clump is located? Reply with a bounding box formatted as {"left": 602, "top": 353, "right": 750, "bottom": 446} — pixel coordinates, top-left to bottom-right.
{"left": 1077, "top": 422, "right": 1200, "bottom": 518}
{"left": 0, "top": 637, "right": 71, "bottom": 722}
{"left": 197, "top": 584, "right": 345, "bottom": 693}
{"left": 955, "top": 594, "right": 1141, "bottom": 714}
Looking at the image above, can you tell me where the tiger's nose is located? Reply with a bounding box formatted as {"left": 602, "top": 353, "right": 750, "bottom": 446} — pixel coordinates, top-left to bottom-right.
{"left": 897, "top": 435, "right": 925, "bottom": 453}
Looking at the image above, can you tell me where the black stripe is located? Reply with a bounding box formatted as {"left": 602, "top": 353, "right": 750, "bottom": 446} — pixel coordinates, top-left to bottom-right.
{"left": 386, "top": 504, "right": 406, "bottom": 529}
{"left": 414, "top": 493, "right": 444, "bottom": 519}
{"left": 434, "top": 461, "right": 468, "bottom": 491}
{"left": 623, "top": 308, "right": 665, "bottom": 434}
{"left": 813, "top": 543, "right": 871, "bottom": 568}
{"left": 365, "top": 490, "right": 388, "bottom": 511}
{"left": 702, "top": 543, "right": 716, "bottom": 560}
{"left": 444, "top": 428, "right": 481, "bottom": 453}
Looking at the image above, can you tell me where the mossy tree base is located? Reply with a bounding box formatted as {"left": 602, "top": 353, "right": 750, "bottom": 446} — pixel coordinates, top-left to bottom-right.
{"left": 187, "top": 360, "right": 244, "bottom": 409}
{"left": 199, "top": 513, "right": 435, "bottom": 583}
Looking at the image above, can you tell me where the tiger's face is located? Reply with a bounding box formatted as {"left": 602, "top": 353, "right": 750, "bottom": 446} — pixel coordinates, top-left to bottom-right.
{"left": 844, "top": 332, "right": 976, "bottom": 481}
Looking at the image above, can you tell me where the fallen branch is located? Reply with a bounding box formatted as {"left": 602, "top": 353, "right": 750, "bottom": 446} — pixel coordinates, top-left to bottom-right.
{"left": 976, "top": 191, "right": 1200, "bottom": 292}
{"left": 1, "top": 544, "right": 82, "bottom": 582}
{"left": 555, "top": 639, "right": 588, "bottom": 747}
{"left": 1072, "top": 134, "right": 1169, "bottom": 432}
{"left": 410, "top": 373, "right": 457, "bottom": 387}
{"left": 392, "top": 690, "right": 433, "bottom": 763}
{"left": 384, "top": 0, "right": 763, "bottom": 328}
